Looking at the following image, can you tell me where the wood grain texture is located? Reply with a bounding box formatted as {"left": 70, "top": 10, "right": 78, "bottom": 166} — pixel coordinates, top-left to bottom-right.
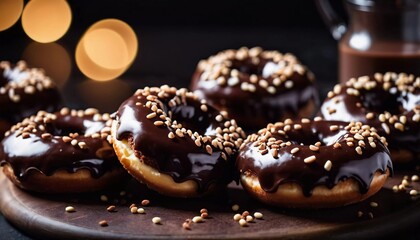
{"left": 0, "top": 170, "right": 420, "bottom": 240}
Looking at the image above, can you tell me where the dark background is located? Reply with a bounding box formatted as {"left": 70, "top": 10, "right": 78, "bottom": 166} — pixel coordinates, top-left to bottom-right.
{"left": 0, "top": 0, "right": 342, "bottom": 113}
{"left": 1, "top": 0, "right": 418, "bottom": 239}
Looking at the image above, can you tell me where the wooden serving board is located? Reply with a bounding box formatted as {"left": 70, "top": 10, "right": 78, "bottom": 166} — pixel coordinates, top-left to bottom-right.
{"left": 1, "top": 169, "right": 420, "bottom": 240}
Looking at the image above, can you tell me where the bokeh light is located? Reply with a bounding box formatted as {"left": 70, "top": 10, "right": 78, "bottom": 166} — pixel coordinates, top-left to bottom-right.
{"left": 75, "top": 19, "right": 138, "bottom": 81}
{"left": 0, "top": 0, "right": 23, "bottom": 31}
{"left": 22, "top": 42, "right": 71, "bottom": 89}
{"left": 21, "top": 0, "right": 72, "bottom": 43}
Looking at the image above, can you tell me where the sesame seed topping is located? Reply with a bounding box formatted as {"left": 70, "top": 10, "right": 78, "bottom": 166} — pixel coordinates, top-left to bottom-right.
{"left": 146, "top": 112, "right": 157, "bottom": 119}
{"left": 309, "top": 145, "right": 319, "bottom": 151}
{"left": 329, "top": 125, "right": 339, "bottom": 131}
{"left": 254, "top": 212, "right": 263, "bottom": 219}
{"left": 154, "top": 121, "right": 164, "bottom": 126}
{"left": 324, "top": 160, "right": 332, "bottom": 171}
{"left": 355, "top": 146, "right": 363, "bottom": 155}
{"left": 99, "top": 220, "right": 108, "bottom": 227}
{"left": 65, "top": 206, "right": 75, "bottom": 212}
{"left": 192, "top": 216, "right": 203, "bottom": 223}
{"left": 232, "top": 204, "right": 240, "bottom": 211}
{"left": 304, "top": 155, "right": 316, "bottom": 163}
{"left": 107, "top": 205, "right": 116, "bottom": 212}
{"left": 239, "top": 219, "right": 248, "bottom": 227}
{"left": 152, "top": 217, "right": 161, "bottom": 224}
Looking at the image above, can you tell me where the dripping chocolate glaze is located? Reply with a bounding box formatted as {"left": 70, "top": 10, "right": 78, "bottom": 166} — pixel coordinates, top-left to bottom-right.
{"left": 115, "top": 92, "right": 237, "bottom": 193}
{"left": 236, "top": 121, "right": 393, "bottom": 197}
{"left": 0, "top": 113, "right": 119, "bottom": 180}
{"left": 0, "top": 64, "right": 62, "bottom": 124}
{"left": 319, "top": 79, "right": 420, "bottom": 153}
{"left": 190, "top": 56, "right": 319, "bottom": 132}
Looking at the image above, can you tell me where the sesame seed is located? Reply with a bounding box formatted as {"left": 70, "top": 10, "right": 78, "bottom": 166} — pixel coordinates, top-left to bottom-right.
{"left": 411, "top": 175, "right": 419, "bottom": 182}
{"left": 71, "top": 139, "right": 78, "bottom": 146}
{"left": 355, "top": 146, "right": 363, "bottom": 155}
{"left": 365, "top": 112, "right": 374, "bottom": 119}
{"left": 99, "top": 220, "right": 108, "bottom": 227}
{"left": 333, "top": 142, "right": 341, "bottom": 149}
{"left": 206, "top": 145, "right": 213, "bottom": 155}
{"left": 168, "top": 132, "right": 175, "bottom": 139}
{"left": 130, "top": 207, "right": 138, "bottom": 214}
{"left": 41, "top": 133, "right": 52, "bottom": 139}
{"left": 182, "top": 221, "right": 191, "bottom": 230}
{"left": 354, "top": 133, "right": 364, "bottom": 140}
{"left": 65, "top": 206, "right": 75, "bottom": 212}
{"left": 141, "top": 199, "right": 150, "bottom": 206}
{"left": 201, "top": 212, "right": 208, "bottom": 219}
{"left": 152, "top": 217, "right": 161, "bottom": 224}
{"left": 294, "top": 124, "right": 302, "bottom": 130}
{"left": 394, "top": 122, "right": 404, "bottom": 131}
{"left": 309, "top": 145, "right": 319, "bottom": 151}
{"left": 232, "top": 204, "right": 240, "bottom": 211}
{"left": 215, "top": 115, "right": 223, "bottom": 122}
{"left": 291, "top": 147, "right": 300, "bottom": 154}
{"left": 329, "top": 125, "right": 339, "bottom": 131}
{"left": 78, "top": 142, "right": 87, "bottom": 149}
{"left": 285, "top": 81, "right": 293, "bottom": 89}
{"left": 100, "top": 195, "right": 108, "bottom": 202}
{"left": 301, "top": 118, "right": 310, "bottom": 123}
{"left": 370, "top": 202, "right": 378, "bottom": 207}
{"left": 246, "top": 215, "right": 253, "bottom": 222}
{"left": 137, "top": 208, "right": 145, "bottom": 214}
{"left": 154, "top": 121, "right": 164, "bottom": 126}
{"left": 107, "top": 205, "right": 116, "bottom": 212}
{"left": 200, "top": 105, "right": 208, "bottom": 112}
{"left": 146, "top": 112, "right": 157, "bottom": 119}
{"left": 304, "top": 155, "right": 316, "bottom": 163}
{"left": 410, "top": 190, "right": 418, "bottom": 196}
{"left": 381, "top": 123, "right": 390, "bottom": 134}
{"left": 233, "top": 214, "right": 242, "bottom": 221}
{"left": 324, "top": 160, "right": 332, "bottom": 171}
{"left": 239, "top": 219, "right": 248, "bottom": 227}
{"left": 254, "top": 212, "right": 263, "bottom": 219}
{"left": 357, "top": 211, "right": 363, "bottom": 218}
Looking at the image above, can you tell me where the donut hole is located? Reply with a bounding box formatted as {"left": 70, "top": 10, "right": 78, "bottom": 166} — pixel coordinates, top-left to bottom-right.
{"left": 47, "top": 123, "right": 84, "bottom": 136}
{"left": 231, "top": 59, "right": 264, "bottom": 76}
{"left": 167, "top": 101, "right": 212, "bottom": 135}
{"left": 360, "top": 89, "right": 403, "bottom": 115}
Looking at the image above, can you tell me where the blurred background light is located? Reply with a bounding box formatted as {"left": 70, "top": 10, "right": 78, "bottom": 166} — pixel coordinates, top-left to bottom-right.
{"left": 22, "top": 42, "right": 71, "bottom": 89}
{"left": 75, "top": 18, "right": 138, "bottom": 82}
{"left": 0, "top": 0, "right": 23, "bottom": 31}
{"left": 21, "top": 0, "right": 72, "bottom": 43}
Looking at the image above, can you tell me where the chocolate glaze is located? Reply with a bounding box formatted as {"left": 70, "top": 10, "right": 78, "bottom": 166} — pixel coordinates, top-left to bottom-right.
{"left": 236, "top": 120, "right": 393, "bottom": 197}
{"left": 190, "top": 47, "right": 319, "bottom": 131}
{"left": 0, "top": 111, "right": 120, "bottom": 180}
{"left": 0, "top": 61, "right": 62, "bottom": 137}
{"left": 319, "top": 74, "right": 420, "bottom": 154}
{"left": 114, "top": 88, "right": 244, "bottom": 193}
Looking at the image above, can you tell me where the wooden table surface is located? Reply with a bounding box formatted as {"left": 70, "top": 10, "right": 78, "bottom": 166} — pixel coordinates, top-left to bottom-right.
{"left": 1, "top": 168, "right": 420, "bottom": 240}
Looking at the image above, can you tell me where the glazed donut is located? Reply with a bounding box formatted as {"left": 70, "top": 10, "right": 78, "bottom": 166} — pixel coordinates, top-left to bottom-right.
{"left": 0, "top": 60, "right": 62, "bottom": 139}
{"left": 0, "top": 108, "right": 127, "bottom": 193}
{"left": 190, "top": 46, "right": 319, "bottom": 131}
{"left": 236, "top": 119, "right": 393, "bottom": 208}
{"left": 318, "top": 73, "right": 420, "bottom": 164}
{"left": 110, "top": 85, "right": 246, "bottom": 198}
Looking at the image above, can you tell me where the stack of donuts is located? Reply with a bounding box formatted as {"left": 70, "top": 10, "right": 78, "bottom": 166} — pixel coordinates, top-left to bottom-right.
{"left": 2, "top": 45, "right": 417, "bottom": 209}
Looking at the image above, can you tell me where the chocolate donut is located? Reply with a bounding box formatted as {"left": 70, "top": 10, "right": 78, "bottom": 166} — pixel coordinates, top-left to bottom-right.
{"left": 0, "top": 108, "right": 127, "bottom": 193}
{"left": 318, "top": 73, "right": 420, "bottom": 164}
{"left": 236, "top": 119, "right": 393, "bottom": 208}
{"left": 111, "top": 85, "right": 246, "bottom": 198}
{"left": 0, "top": 60, "right": 62, "bottom": 139}
{"left": 190, "top": 47, "right": 319, "bottom": 131}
